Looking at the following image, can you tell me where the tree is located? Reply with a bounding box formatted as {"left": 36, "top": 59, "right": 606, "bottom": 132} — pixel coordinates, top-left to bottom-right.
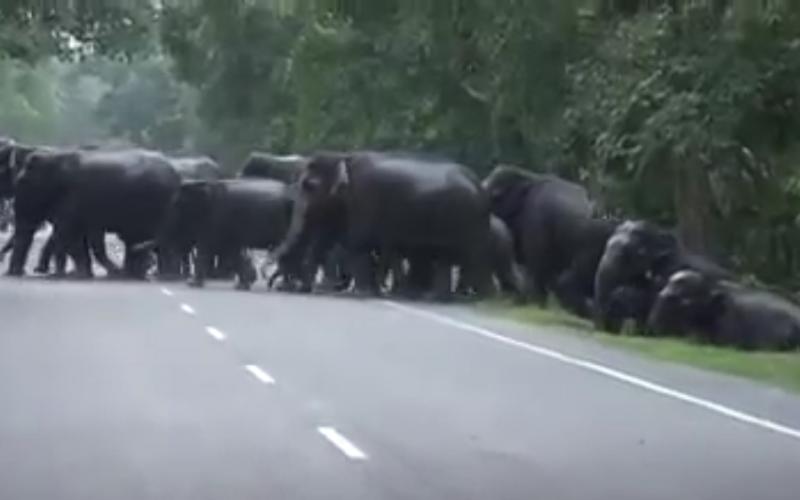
{"left": 0, "top": 0, "right": 156, "bottom": 62}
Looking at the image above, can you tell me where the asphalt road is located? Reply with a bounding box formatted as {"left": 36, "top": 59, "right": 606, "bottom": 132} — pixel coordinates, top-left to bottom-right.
{"left": 1, "top": 244, "right": 799, "bottom": 499}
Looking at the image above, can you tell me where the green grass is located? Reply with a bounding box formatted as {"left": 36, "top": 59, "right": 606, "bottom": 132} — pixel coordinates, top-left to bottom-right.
{"left": 481, "top": 300, "right": 800, "bottom": 394}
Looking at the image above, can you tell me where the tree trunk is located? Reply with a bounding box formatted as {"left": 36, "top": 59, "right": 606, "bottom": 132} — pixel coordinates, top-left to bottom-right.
{"left": 673, "top": 159, "right": 717, "bottom": 256}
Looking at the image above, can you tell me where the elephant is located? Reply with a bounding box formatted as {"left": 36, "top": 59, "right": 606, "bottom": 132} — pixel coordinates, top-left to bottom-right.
{"left": 482, "top": 165, "right": 616, "bottom": 315}
{"left": 138, "top": 178, "right": 296, "bottom": 290}
{"left": 648, "top": 270, "right": 800, "bottom": 351}
{"left": 1, "top": 144, "right": 122, "bottom": 277}
{"left": 157, "top": 155, "right": 227, "bottom": 279}
{"left": 8, "top": 148, "right": 181, "bottom": 279}
{"left": 238, "top": 152, "right": 307, "bottom": 184}
{"left": 276, "top": 151, "right": 492, "bottom": 299}
{"left": 594, "top": 220, "right": 733, "bottom": 333}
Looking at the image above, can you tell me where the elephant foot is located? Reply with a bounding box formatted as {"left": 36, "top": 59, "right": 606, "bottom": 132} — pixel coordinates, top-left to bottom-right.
{"left": 5, "top": 269, "right": 24, "bottom": 278}
{"left": 350, "top": 287, "right": 381, "bottom": 299}
{"left": 423, "top": 291, "right": 454, "bottom": 303}
{"left": 103, "top": 267, "right": 124, "bottom": 279}
{"left": 63, "top": 269, "right": 93, "bottom": 281}
{"left": 33, "top": 264, "right": 49, "bottom": 275}
{"left": 187, "top": 278, "right": 205, "bottom": 289}
{"left": 234, "top": 281, "right": 253, "bottom": 291}
{"left": 156, "top": 273, "right": 183, "bottom": 282}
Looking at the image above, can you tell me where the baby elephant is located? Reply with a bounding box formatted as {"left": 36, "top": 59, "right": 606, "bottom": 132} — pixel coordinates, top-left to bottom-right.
{"left": 648, "top": 270, "right": 800, "bottom": 351}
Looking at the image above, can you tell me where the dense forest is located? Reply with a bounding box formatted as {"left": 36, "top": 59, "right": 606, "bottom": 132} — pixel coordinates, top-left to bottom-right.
{"left": 1, "top": 0, "right": 800, "bottom": 288}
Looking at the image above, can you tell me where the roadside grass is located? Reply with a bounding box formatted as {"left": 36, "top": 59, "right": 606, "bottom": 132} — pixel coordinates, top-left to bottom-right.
{"left": 480, "top": 300, "right": 800, "bottom": 394}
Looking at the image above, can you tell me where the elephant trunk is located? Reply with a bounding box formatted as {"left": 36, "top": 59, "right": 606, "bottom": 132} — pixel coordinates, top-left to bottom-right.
{"left": 132, "top": 240, "right": 157, "bottom": 253}
{"left": 593, "top": 250, "right": 626, "bottom": 329}
{"left": 273, "top": 192, "right": 309, "bottom": 262}
{"left": 646, "top": 294, "right": 677, "bottom": 336}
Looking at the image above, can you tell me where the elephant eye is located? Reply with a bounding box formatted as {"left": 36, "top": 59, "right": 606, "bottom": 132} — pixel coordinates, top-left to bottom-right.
{"left": 301, "top": 176, "right": 322, "bottom": 194}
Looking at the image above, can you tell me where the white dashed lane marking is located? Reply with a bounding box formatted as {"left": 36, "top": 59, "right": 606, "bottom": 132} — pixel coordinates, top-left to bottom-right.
{"left": 318, "top": 427, "right": 368, "bottom": 461}
{"left": 244, "top": 365, "right": 276, "bottom": 385}
{"left": 159, "top": 284, "right": 370, "bottom": 460}
{"left": 205, "top": 326, "right": 227, "bottom": 342}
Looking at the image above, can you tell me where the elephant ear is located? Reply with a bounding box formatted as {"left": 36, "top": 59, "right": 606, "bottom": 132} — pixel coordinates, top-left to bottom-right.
{"left": 493, "top": 179, "right": 532, "bottom": 223}
{"left": 649, "top": 228, "right": 680, "bottom": 271}
{"left": 178, "top": 180, "right": 218, "bottom": 207}
{"left": 702, "top": 288, "right": 730, "bottom": 326}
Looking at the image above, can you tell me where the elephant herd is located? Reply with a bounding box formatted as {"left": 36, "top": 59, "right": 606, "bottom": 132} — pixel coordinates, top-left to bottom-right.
{"left": 2, "top": 137, "right": 800, "bottom": 352}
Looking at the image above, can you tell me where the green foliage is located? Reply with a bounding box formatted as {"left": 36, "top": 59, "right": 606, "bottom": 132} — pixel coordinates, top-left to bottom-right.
{"left": 95, "top": 57, "right": 196, "bottom": 152}
{"left": 0, "top": 59, "right": 60, "bottom": 142}
{"left": 563, "top": 1, "right": 800, "bottom": 278}
{"left": 0, "top": 0, "right": 156, "bottom": 62}
{"left": 4, "top": 1, "right": 800, "bottom": 288}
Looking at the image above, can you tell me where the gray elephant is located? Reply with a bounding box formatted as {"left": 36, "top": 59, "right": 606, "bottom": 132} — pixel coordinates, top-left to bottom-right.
{"left": 1, "top": 143, "right": 121, "bottom": 277}
{"left": 483, "top": 165, "right": 616, "bottom": 315}
{"left": 138, "top": 178, "right": 295, "bottom": 290}
{"left": 8, "top": 148, "right": 180, "bottom": 279}
{"left": 276, "top": 151, "right": 492, "bottom": 298}
{"left": 157, "top": 155, "right": 227, "bottom": 279}
{"left": 594, "top": 220, "right": 733, "bottom": 333}
{"left": 648, "top": 270, "right": 800, "bottom": 351}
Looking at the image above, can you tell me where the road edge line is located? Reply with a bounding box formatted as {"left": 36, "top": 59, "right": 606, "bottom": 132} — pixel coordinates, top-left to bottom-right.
{"left": 382, "top": 300, "right": 800, "bottom": 441}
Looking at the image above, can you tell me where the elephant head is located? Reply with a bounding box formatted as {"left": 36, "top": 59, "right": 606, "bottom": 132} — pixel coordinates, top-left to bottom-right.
{"left": 14, "top": 150, "right": 79, "bottom": 226}
{"left": 593, "top": 220, "right": 679, "bottom": 330}
{"left": 135, "top": 180, "right": 222, "bottom": 254}
{"left": 0, "top": 143, "right": 41, "bottom": 198}
{"left": 647, "top": 270, "right": 724, "bottom": 339}
{"left": 275, "top": 153, "right": 349, "bottom": 260}
{"left": 482, "top": 165, "right": 536, "bottom": 223}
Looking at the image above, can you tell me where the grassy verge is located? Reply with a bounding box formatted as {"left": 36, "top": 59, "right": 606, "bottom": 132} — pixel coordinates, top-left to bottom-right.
{"left": 480, "top": 300, "right": 800, "bottom": 394}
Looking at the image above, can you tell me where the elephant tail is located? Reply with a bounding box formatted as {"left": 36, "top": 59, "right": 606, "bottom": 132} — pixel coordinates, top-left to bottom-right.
{"left": 131, "top": 240, "right": 157, "bottom": 253}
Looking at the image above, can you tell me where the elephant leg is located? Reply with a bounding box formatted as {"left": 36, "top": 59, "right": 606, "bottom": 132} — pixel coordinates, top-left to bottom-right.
{"left": 180, "top": 246, "right": 193, "bottom": 277}
{"left": 122, "top": 242, "right": 150, "bottom": 280}
{"left": 7, "top": 223, "right": 36, "bottom": 276}
{"left": 349, "top": 249, "right": 379, "bottom": 297}
{"left": 0, "top": 236, "right": 14, "bottom": 262}
{"left": 34, "top": 233, "right": 56, "bottom": 274}
{"left": 403, "top": 254, "right": 434, "bottom": 299}
{"left": 318, "top": 245, "right": 350, "bottom": 292}
{"left": 234, "top": 250, "right": 257, "bottom": 291}
{"left": 69, "top": 236, "right": 93, "bottom": 279}
{"left": 426, "top": 262, "right": 455, "bottom": 302}
{"left": 55, "top": 230, "right": 91, "bottom": 280}
{"left": 553, "top": 266, "right": 593, "bottom": 319}
{"left": 387, "top": 255, "right": 408, "bottom": 296}
{"left": 461, "top": 246, "right": 494, "bottom": 301}
{"left": 188, "top": 243, "right": 213, "bottom": 288}
{"left": 88, "top": 232, "right": 121, "bottom": 277}
{"left": 158, "top": 246, "right": 184, "bottom": 281}
{"left": 210, "top": 250, "right": 237, "bottom": 280}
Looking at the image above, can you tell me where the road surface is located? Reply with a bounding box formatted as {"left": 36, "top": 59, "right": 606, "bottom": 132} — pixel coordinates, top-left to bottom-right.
{"left": 1, "top": 265, "right": 799, "bottom": 498}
